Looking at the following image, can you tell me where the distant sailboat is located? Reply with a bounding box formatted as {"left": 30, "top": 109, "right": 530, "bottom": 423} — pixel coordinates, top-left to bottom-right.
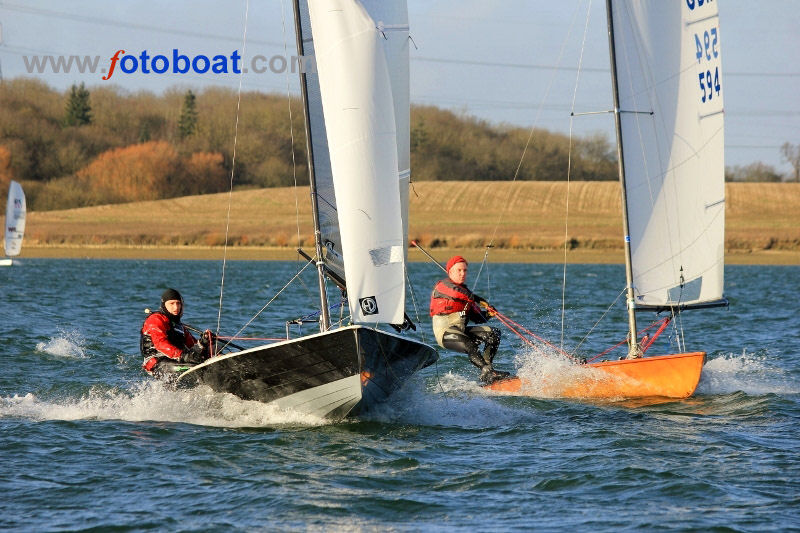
{"left": 488, "top": 0, "right": 727, "bottom": 399}
{"left": 174, "top": 0, "right": 438, "bottom": 417}
{"left": 2, "top": 180, "right": 26, "bottom": 266}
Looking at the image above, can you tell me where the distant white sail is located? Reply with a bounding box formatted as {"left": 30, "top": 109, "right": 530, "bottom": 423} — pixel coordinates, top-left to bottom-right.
{"left": 4, "top": 180, "right": 26, "bottom": 257}
{"left": 308, "top": 0, "right": 408, "bottom": 324}
{"left": 611, "top": 0, "right": 725, "bottom": 307}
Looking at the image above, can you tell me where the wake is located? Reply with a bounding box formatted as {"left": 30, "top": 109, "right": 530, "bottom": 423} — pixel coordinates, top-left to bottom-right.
{"left": 0, "top": 380, "right": 329, "bottom": 428}
{"left": 698, "top": 350, "right": 798, "bottom": 395}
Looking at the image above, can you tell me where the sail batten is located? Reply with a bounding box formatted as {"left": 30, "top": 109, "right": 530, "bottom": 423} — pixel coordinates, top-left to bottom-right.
{"left": 611, "top": 0, "right": 725, "bottom": 308}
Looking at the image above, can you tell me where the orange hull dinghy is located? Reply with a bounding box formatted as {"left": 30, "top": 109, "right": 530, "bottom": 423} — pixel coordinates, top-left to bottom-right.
{"left": 484, "top": 352, "right": 706, "bottom": 399}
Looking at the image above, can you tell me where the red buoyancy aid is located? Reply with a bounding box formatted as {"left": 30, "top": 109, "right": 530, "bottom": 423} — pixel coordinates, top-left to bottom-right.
{"left": 430, "top": 278, "right": 480, "bottom": 317}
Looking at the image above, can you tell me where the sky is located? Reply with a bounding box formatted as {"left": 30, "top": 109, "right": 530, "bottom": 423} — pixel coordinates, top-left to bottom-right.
{"left": 0, "top": 0, "right": 797, "bottom": 175}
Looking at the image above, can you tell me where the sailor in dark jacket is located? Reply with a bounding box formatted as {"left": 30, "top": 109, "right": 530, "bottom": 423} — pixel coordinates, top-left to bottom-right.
{"left": 430, "top": 256, "right": 509, "bottom": 384}
{"left": 140, "top": 288, "right": 214, "bottom": 376}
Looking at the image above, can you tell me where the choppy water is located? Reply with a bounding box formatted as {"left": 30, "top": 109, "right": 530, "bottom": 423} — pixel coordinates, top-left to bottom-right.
{"left": 1, "top": 259, "right": 798, "bottom": 531}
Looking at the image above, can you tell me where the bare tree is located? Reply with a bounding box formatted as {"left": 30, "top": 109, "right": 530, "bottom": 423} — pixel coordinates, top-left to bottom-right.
{"left": 780, "top": 142, "right": 800, "bottom": 182}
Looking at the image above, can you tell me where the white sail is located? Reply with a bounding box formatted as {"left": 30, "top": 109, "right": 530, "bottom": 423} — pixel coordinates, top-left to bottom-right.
{"left": 4, "top": 180, "right": 26, "bottom": 257}
{"left": 307, "top": 0, "right": 407, "bottom": 324}
{"left": 611, "top": 0, "right": 725, "bottom": 308}
{"left": 296, "top": 0, "right": 345, "bottom": 279}
{"left": 369, "top": 2, "right": 412, "bottom": 260}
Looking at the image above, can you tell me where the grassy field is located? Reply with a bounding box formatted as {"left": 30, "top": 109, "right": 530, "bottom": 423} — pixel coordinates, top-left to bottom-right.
{"left": 21, "top": 181, "right": 800, "bottom": 264}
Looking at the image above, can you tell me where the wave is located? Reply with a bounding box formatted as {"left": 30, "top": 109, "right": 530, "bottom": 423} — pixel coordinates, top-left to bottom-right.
{"left": 0, "top": 380, "right": 329, "bottom": 428}
{"left": 365, "top": 372, "right": 543, "bottom": 428}
{"left": 35, "top": 329, "right": 88, "bottom": 359}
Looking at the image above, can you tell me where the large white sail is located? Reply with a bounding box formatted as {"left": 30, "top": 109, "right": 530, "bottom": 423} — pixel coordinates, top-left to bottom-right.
{"left": 611, "top": 0, "right": 725, "bottom": 308}
{"left": 295, "top": 0, "right": 344, "bottom": 279}
{"left": 307, "top": 0, "right": 408, "bottom": 324}
{"left": 4, "top": 180, "right": 26, "bottom": 257}
{"left": 370, "top": 1, "right": 412, "bottom": 260}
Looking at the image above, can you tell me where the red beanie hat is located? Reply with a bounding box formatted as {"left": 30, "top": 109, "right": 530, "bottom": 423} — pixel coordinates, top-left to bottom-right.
{"left": 446, "top": 255, "right": 467, "bottom": 272}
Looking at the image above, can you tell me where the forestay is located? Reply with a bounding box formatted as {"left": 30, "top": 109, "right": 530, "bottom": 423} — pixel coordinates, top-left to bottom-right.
{"left": 306, "top": 0, "right": 409, "bottom": 324}
{"left": 4, "top": 180, "right": 26, "bottom": 257}
{"left": 611, "top": 0, "right": 725, "bottom": 308}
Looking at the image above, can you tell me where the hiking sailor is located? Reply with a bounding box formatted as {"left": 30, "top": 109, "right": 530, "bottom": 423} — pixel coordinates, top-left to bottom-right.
{"left": 430, "top": 256, "right": 510, "bottom": 384}
{"left": 140, "top": 288, "right": 215, "bottom": 377}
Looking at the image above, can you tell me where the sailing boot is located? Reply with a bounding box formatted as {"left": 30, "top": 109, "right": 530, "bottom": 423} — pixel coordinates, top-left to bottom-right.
{"left": 479, "top": 365, "right": 495, "bottom": 384}
{"left": 478, "top": 328, "right": 508, "bottom": 382}
{"left": 465, "top": 342, "right": 498, "bottom": 383}
{"left": 480, "top": 366, "right": 511, "bottom": 384}
{"left": 491, "top": 369, "right": 511, "bottom": 381}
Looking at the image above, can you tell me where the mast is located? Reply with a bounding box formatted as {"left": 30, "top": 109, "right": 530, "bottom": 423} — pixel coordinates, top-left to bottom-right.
{"left": 605, "top": 0, "right": 639, "bottom": 358}
{"left": 292, "top": 0, "right": 330, "bottom": 331}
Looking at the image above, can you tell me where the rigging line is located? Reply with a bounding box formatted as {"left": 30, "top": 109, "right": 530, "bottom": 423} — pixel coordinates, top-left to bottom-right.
{"left": 675, "top": 285, "right": 687, "bottom": 352}
{"left": 0, "top": 2, "right": 284, "bottom": 47}
{"left": 584, "top": 316, "right": 668, "bottom": 363}
{"left": 279, "top": 0, "right": 304, "bottom": 262}
{"left": 484, "top": 0, "right": 585, "bottom": 250}
{"left": 494, "top": 310, "right": 575, "bottom": 360}
{"left": 569, "top": 287, "right": 626, "bottom": 358}
{"left": 672, "top": 308, "right": 686, "bottom": 353}
{"left": 216, "top": 0, "right": 250, "bottom": 337}
{"left": 218, "top": 258, "right": 314, "bottom": 353}
{"left": 562, "top": 0, "right": 595, "bottom": 352}
{"left": 405, "top": 269, "right": 430, "bottom": 346}
{"left": 282, "top": 1, "right": 317, "bottom": 308}
{"left": 470, "top": 245, "right": 492, "bottom": 296}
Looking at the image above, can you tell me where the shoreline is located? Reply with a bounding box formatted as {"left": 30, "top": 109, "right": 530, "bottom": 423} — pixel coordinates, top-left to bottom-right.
{"left": 18, "top": 244, "right": 800, "bottom": 265}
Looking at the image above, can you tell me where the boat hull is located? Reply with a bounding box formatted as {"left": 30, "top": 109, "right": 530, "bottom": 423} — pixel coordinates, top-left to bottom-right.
{"left": 484, "top": 352, "right": 706, "bottom": 399}
{"left": 175, "top": 325, "right": 438, "bottom": 418}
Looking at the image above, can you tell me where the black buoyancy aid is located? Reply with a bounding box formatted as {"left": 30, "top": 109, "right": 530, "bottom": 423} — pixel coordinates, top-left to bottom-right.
{"left": 430, "top": 279, "right": 477, "bottom": 316}
{"left": 140, "top": 311, "right": 189, "bottom": 360}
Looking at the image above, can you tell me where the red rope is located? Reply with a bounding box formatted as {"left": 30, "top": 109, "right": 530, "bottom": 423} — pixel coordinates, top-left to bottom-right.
{"left": 491, "top": 307, "right": 672, "bottom": 365}
{"left": 493, "top": 310, "right": 577, "bottom": 361}
{"left": 494, "top": 314, "right": 536, "bottom": 349}
{"left": 639, "top": 316, "right": 671, "bottom": 354}
{"left": 585, "top": 337, "right": 629, "bottom": 363}
{"left": 217, "top": 335, "right": 286, "bottom": 342}
{"left": 585, "top": 316, "right": 671, "bottom": 363}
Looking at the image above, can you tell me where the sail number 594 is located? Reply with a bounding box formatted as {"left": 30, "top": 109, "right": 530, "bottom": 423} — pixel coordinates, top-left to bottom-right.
{"left": 698, "top": 67, "right": 721, "bottom": 103}
{"left": 695, "top": 28, "right": 718, "bottom": 62}
{"left": 694, "top": 26, "right": 721, "bottom": 103}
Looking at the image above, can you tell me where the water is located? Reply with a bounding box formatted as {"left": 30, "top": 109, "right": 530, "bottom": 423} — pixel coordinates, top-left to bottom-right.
{"left": 1, "top": 259, "right": 798, "bottom": 531}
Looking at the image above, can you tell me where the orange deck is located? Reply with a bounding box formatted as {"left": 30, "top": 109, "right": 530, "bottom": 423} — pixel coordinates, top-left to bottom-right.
{"left": 484, "top": 352, "right": 706, "bottom": 399}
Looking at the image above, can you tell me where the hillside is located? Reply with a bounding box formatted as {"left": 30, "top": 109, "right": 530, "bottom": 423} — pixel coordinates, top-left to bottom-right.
{"left": 22, "top": 182, "right": 800, "bottom": 264}
{"left": 0, "top": 80, "right": 619, "bottom": 212}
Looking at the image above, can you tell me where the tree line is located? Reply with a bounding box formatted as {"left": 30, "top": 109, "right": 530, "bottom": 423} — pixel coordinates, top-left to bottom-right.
{"left": 0, "top": 78, "right": 796, "bottom": 211}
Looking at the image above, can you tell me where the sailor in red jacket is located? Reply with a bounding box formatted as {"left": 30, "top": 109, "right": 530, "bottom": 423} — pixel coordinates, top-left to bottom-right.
{"left": 430, "top": 256, "right": 509, "bottom": 384}
{"left": 140, "top": 288, "right": 214, "bottom": 376}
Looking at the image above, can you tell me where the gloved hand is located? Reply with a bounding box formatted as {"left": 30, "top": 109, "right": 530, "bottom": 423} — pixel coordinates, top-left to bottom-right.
{"left": 200, "top": 329, "right": 216, "bottom": 347}
{"left": 180, "top": 344, "right": 206, "bottom": 364}
{"left": 476, "top": 298, "right": 498, "bottom": 318}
